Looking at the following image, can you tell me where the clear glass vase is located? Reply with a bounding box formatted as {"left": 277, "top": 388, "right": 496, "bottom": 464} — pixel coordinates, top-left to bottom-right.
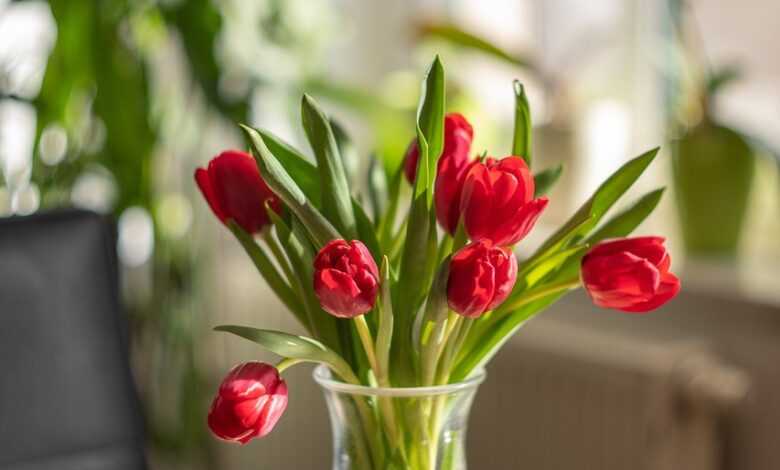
{"left": 313, "top": 365, "right": 485, "bottom": 470}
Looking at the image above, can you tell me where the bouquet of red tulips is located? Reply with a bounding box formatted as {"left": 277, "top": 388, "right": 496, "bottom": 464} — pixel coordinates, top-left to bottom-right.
{"left": 197, "top": 57, "right": 680, "bottom": 468}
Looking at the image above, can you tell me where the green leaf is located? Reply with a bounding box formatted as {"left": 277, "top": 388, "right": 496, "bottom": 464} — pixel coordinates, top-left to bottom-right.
{"left": 255, "top": 129, "right": 321, "bottom": 207}
{"left": 452, "top": 293, "right": 561, "bottom": 381}
{"left": 366, "top": 155, "right": 388, "bottom": 224}
{"left": 241, "top": 124, "right": 341, "bottom": 247}
{"left": 533, "top": 164, "right": 563, "bottom": 197}
{"left": 331, "top": 118, "right": 360, "bottom": 189}
{"left": 301, "top": 94, "right": 358, "bottom": 239}
{"left": 512, "top": 81, "right": 533, "bottom": 166}
{"left": 522, "top": 244, "right": 588, "bottom": 287}
{"left": 213, "top": 326, "right": 354, "bottom": 378}
{"left": 535, "top": 147, "right": 660, "bottom": 255}
{"left": 352, "top": 197, "right": 382, "bottom": 265}
{"left": 227, "top": 222, "right": 303, "bottom": 318}
{"left": 418, "top": 22, "right": 536, "bottom": 70}
{"left": 414, "top": 56, "right": 446, "bottom": 199}
{"left": 588, "top": 188, "right": 665, "bottom": 243}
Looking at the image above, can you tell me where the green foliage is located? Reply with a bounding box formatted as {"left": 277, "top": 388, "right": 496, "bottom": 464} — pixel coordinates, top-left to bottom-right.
{"left": 512, "top": 81, "right": 533, "bottom": 166}
{"left": 418, "top": 22, "right": 536, "bottom": 70}
{"left": 242, "top": 124, "right": 341, "bottom": 247}
{"left": 301, "top": 95, "right": 358, "bottom": 239}
{"left": 533, "top": 164, "right": 563, "bottom": 198}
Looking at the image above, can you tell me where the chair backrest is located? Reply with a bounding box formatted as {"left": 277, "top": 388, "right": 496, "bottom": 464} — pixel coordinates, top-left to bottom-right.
{"left": 0, "top": 209, "right": 146, "bottom": 470}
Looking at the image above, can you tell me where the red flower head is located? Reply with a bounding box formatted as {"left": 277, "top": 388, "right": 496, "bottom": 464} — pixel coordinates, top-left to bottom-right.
{"left": 195, "top": 150, "right": 281, "bottom": 234}
{"left": 313, "top": 239, "right": 380, "bottom": 318}
{"left": 460, "top": 156, "right": 548, "bottom": 247}
{"left": 403, "top": 113, "right": 475, "bottom": 234}
{"left": 207, "top": 362, "right": 288, "bottom": 444}
{"left": 447, "top": 240, "right": 518, "bottom": 318}
{"left": 581, "top": 236, "right": 681, "bottom": 313}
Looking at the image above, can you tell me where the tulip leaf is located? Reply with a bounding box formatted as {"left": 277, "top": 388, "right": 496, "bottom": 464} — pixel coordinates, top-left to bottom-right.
{"left": 352, "top": 197, "right": 382, "bottom": 266}
{"left": 331, "top": 118, "right": 360, "bottom": 189}
{"left": 587, "top": 187, "right": 665, "bottom": 243}
{"left": 534, "top": 147, "right": 659, "bottom": 256}
{"left": 522, "top": 243, "right": 588, "bottom": 287}
{"left": 367, "top": 155, "right": 388, "bottom": 224}
{"left": 301, "top": 94, "right": 358, "bottom": 239}
{"left": 214, "top": 326, "right": 356, "bottom": 380}
{"left": 414, "top": 55, "right": 445, "bottom": 199}
{"left": 242, "top": 124, "right": 341, "bottom": 248}
{"left": 512, "top": 81, "right": 533, "bottom": 166}
{"left": 227, "top": 222, "right": 304, "bottom": 322}
{"left": 255, "top": 129, "right": 321, "bottom": 207}
{"left": 418, "top": 22, "right": 536, "bottom": 70}
{"left": 533, "top": 164, "right": 563, "bottom": 197}
{"left": 451, "top": 293, "right": 562, "bottom": 381}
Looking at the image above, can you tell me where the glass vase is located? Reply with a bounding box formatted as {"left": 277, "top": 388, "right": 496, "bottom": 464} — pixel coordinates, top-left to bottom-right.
{"left": 313, "top": 365, "right": 485, "bottom": 470}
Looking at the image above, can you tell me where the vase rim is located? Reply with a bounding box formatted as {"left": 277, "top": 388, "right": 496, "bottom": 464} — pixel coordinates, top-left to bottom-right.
{"left": 312, "top": 364, "right": 486, "bottom": 397}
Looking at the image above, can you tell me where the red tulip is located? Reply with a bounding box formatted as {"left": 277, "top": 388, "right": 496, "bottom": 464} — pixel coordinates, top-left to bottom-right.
{"left": 460, "top": 156, "right": 548, "bottom": 247}
{"left": 208, "top": 362, "right": 288, "bottom": 444}
{"left": 403, "top": 113, "right": 475, "bottom": 234}
{"left": 195, "top": 150, "right": 281, "bottom": 234}
{"left": 447, "top": 240, "right": 518, "bottom": 318}
{"left": 581, "top": 236, "right": 681, "bottom": 313}
{"left": 313, "top": 239, "right": 380, "bottom": 318}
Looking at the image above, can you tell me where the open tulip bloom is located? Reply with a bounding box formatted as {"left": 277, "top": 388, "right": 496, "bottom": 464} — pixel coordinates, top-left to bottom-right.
{"left": 198, "top": 57, "right": 680, "bottom": 464}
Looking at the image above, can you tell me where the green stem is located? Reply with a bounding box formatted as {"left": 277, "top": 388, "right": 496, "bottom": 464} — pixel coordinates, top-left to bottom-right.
{"left": 354, "top": 315, "right": 380, "bottom": 376}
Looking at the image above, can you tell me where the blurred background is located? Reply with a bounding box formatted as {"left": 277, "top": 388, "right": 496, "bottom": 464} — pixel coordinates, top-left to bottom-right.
{"left": 0, "top": 0, "right": 778, "bottom": 469}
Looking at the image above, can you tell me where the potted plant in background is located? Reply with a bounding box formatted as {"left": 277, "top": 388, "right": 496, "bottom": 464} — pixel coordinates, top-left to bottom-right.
{"left": 195, "top": 56, "right": 680, "bottom": 469}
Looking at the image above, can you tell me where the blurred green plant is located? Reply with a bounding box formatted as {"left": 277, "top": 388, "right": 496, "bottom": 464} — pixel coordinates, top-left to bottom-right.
{"left": 6, "top": 0, "right": 256, "bottom": 467}
{"left": 665, "top": 0, "right": 766, "bottom": 258}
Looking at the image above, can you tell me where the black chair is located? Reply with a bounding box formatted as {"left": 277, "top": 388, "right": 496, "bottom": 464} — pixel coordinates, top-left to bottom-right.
{"left": 0, "top": 209, "right": 146, "bottom": 470}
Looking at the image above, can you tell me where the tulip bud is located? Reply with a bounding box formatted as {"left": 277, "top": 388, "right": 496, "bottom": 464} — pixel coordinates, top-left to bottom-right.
{"left": 313, "top": 239, "right": 380, "bottom": 318}
{"left": 195, "top": 150, "right": 281, "bottom": 234}
{"left": 581, "top": 236, "right": 681, "bottom": 313}
{"left": 403, "top": 113, "right": 475, "bottom": 234}
{"left": 460, "top": 156, "right": 548, "bottom": 247}
{"left": 208, "top": 362, "right": 288, "bottom": 444}
{"left": 447, "top": 240, "right": 518, "bottom": 318}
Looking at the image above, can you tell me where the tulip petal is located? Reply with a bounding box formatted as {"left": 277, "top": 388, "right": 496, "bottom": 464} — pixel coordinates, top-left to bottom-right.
{"left": 621, "top": 272, "right": 681, "bottom": 313}
{"left": 195, "top": 167, "right": 227, "bottom": 223}
{"left": 314, "top": 268, "right": 371, "bottom": 318}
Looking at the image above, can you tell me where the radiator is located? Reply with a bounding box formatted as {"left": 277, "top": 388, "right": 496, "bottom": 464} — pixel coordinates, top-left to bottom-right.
{"left": 468, "top": 318, "right": 749, "bottom": 470}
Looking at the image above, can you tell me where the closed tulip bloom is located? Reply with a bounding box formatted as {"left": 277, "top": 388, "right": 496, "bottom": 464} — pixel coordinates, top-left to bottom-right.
{"left": 403, "top": 113, "right": 475, "bottom": 234}
{"left": 447, "top": 240, "right": 518, "bottom": 318}
{"left": 313, "top": 239, "right": 380, "bottom": 318}
{"left": 460, "top": 156, "right": 548, "bottom": 247}
{"left": 581, "top": 237, "right": 681, "bottom": 313}
{"left": 195, "top": 150, "right": 281, "bottom": 234}
{"left": 208, "top": 362, "right": 288, "bottom": 444}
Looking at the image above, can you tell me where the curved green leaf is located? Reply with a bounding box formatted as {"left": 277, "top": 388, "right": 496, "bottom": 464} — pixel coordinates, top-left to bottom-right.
{"left": 255, "top": 129, "right": 321, "bottom": 207}
{"left": 512, "top": 81, "right": 533, "bottom": 166}
{"left": 588, "top": 187, "right": 665, "bottom": 243}
{"left": 533, "top": 164, "right": 563, "bottom": 197}
{"left": 418, "top": 22, "right": 536, "bottom": 71}
{"left": 301, "top": 94, "right": 357, "bottom": 239}
{"left": 241, "top": 124, "right": 341, "bottom": 247}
